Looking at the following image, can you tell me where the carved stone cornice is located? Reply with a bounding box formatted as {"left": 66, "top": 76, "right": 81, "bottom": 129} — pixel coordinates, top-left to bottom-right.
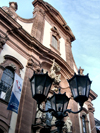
{"left": 89, "top": 89, "right": 98, "bottom": 101}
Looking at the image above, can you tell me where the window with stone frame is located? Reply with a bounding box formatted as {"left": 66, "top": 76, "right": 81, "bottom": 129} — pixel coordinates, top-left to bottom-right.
{"left": 82, "top": 115, "right": 87, "bottom": 133}
{"left": 80, "top": 109, "right": 89, "bottom": 133}
{"left": 52, "top": 35, "right": 58, "bottom": 50}
{"left": 0, "top": 55, "right": 24, "bottom": 103}
{"left": 0, "top": 66, "right": 14, "bottom": 102}
{"left": 50, "top": 26, "right": 61, "bottom": 53}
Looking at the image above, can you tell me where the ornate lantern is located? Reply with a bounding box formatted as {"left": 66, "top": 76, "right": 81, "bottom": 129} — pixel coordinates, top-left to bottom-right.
{"left": 30, "top": 71, "right": 54, "bottom": 104}
{"left": 68, "top": 74, "right": 92, "bottom": 106}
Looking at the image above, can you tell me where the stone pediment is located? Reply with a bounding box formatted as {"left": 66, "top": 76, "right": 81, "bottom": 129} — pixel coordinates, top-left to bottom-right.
{"left": 32, "top": 0, "right": 75, "bottom": 41}
{"left": 43, "top": 1, "right": 66, "bottom": 26}
{"left": 33, "top": 0, "right": 66, "bottom": 26}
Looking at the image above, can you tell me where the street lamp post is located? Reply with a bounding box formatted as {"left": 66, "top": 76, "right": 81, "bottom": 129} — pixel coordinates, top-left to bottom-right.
{"left": 30, "top": 70, "right": 92, "bottom": 133}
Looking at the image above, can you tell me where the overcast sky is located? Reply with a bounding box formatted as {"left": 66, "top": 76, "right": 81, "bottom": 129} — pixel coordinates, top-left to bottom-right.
{"left": 1, "top": 0, "right": 100, "bottom": 120}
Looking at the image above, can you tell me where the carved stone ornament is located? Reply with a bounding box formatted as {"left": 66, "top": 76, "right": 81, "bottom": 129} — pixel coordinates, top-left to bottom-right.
{"left": 9, "top": 63, "right": 16, "bottom": 70}
{"left": 9, "top": 2, "right": 18, "bottom": 11}
{"left": 64, "top": 117, "right": 72, "bottom": 132}
{"left": 78, "top": 67, "right": 84, "bottom": 75}
{"left": 2, "top": 2, "right": 18, "bottom": 19}
{"left": 51, "top": 27, "right": 61, "bottom": 39}
{"left": 51, "top": 116, "right": 56, "bottom": 125}
{"left": 88, "top": 104, "right": 95, "bottom": 113}
{"left": 49, "top": 59, "right": 61, "bottom": 85}
{"left": 51, "top": 87, "right": 58, "bottom": 92}
{"left": 36, "top": 104, "right": 43, "bottom": 119}
{"left": 0, "top": 33, "right": 8, "bottom": 48}
{"left": 27, "top": 58, "right": 34, "bottom": 66}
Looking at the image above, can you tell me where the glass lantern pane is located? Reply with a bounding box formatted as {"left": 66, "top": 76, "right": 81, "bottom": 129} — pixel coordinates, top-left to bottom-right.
{"left": 50, "top": 95, "right": 56, "bottom": 111}
{"left": 63, "top": 101, "right": 68, "bottom": 111}
{"left": 86, "top": 80, "right": 91, "bottom": 97}
{"left": 78, "top": 86, "right": 86, "bottom": 95}
{"left": 44, "top": 76, "right": 53, "bottom": 97}
{"left": 72, "top": 88, "right": 78, "bottom": 98}
{"left": 35, "top": 75, "right": 46, "bottom": 94}
{"left": 69, "top": 77, "right": 78, "bottom": 98}
{"left": 56, "top": 103, "right": 63, "bottom": 112}
{"left": 77, "top": 76, "right": 87, "bottom": 96}
{"left": 31, "top": 82, "right": 35, "bottom": 96}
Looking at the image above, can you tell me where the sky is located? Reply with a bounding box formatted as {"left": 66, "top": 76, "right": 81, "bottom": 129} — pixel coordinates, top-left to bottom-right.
{"left": 1, "top": 0, "right": 100, "bottom": 120}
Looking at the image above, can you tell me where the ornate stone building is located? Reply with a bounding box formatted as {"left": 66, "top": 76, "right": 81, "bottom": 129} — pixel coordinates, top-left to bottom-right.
{"left": 0, "top": 0, "right": 97, "bottom": 133}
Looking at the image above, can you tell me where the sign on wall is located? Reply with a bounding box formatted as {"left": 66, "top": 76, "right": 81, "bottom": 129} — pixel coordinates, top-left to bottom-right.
{"left": 7, "top": 73, "right": 23, "bottom": 114}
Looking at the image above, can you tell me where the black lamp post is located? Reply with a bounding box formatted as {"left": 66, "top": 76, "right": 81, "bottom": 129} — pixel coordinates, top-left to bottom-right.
{"left": 30, "top": 71, "right": 92, "bottom": 133}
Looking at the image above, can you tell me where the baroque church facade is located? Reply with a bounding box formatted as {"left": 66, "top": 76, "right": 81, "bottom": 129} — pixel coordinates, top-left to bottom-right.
{"left": 0, "top": 0, "right": 97, "bottom": 133}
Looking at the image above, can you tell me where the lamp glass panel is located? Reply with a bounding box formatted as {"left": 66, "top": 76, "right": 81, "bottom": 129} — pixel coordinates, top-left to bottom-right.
{"left": 35, "top": 75, "right": 46, "bottom": 94}
{"left": 44, "top": 76, "right": 53, "bottom": 97}
{"left": 86, "top": 80, "right": 91, "bottom": 97}
{"left": 77, "top": 76, "right": 87, "bottom": 96}
{"left": 55, "top": 95, "right": 64, "bottom": 112}
{"left": 31, "top": 78, "right": 35, "bottom": 96}
{"left": 50, "top": 95, "right": 56, "bottom": 111}
{"left": 69, "top": 77, "right": 78, "bottom": 98}
{"left": 63, "top": 101, "right": 68, "bottom": 111}
{"left": 72, "top": 88, "right": 78, "bottom": 98}
{"left": 56, "top": 103, "right": 63, "bottom": 112}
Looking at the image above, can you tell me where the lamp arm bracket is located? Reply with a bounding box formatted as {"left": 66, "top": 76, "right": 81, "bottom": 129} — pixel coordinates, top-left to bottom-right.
{"left": 63, "top": 106, "right": 83, "bottom": 115}
{"left": 38, "top": 104, "right": 55, "bottom": 113}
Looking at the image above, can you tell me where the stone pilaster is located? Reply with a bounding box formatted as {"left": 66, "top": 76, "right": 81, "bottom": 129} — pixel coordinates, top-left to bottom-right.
{"left": 31, "top": 6, "right": 45, "bottom": 43}
{"left": 87, "top": 101, "right": 97, "bottom": 133}
{"left": 65, "top": 37, "right": 73, "bottom": 69}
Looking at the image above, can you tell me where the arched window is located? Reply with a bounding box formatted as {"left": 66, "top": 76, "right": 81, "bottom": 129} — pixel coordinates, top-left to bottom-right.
{"left": 82, "top": 115, "right": 87, "bottom": 133}
{"left": 0, "top": 67, "right": 14, "bottom": 102}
